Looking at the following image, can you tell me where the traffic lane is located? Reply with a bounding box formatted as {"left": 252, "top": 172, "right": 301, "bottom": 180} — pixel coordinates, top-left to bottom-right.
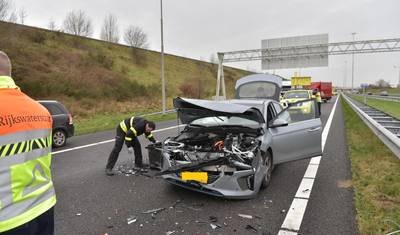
{"left": 299, "top": 97, "right": 357, "bottom": 234}
{"left": 53, "top": 132, "right": 297, "bottom": 235}
{"left": 53, "top": 100, "right": 336, "bottom": 234}
{"left": 55, "top": 119, "right": 178, "bottom": 151}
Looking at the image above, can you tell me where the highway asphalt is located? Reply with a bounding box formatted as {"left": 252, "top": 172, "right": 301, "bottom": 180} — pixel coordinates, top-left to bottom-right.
{"left": 51, "top": 96, "right": 357, "bottom": 234}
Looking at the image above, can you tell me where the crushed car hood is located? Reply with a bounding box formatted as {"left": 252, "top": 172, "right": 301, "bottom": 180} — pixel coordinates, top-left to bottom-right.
{"left": 173, "top": 97, "right": 265, "bottom": 124}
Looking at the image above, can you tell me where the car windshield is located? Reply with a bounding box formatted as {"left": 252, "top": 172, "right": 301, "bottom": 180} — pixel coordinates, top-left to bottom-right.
{"left": 284, "top": 91, "right": 309, "bottom": 99}
{"left": 190, "top": 116, "right": 261, "bottom": 128}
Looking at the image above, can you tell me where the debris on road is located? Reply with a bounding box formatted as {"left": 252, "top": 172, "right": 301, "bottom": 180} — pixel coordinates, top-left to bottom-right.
{"left": 209, "top": 216, "right": 218, "bottom": 222}
{"left": 166, "top": 231, "right": 176, "bottom": 235}
{"left": 169, "top": 199, "right": 182, "bottom": 209}
{"left": 245, "top": 224, "right": 258, "bottom": 233}
{"left": 238, "top": 213, "right": 262, "bottom": 219}
{"left": 127, "top": 215, "right": 137, "bottom": 225}
{"left": 302, "top": 189, "right": 310, "bottom": 193}
{"left": 195, "top": 220, "right": 208, "bottom": 225}
{"left": 210, "top": 223, "right": 222, "bottom": 230}
{"left": 238, "top": 214, "right": 253, "bottom": 219}
{"left": 141, "top": 208, "right": 166, "bottom": 215}
{"left": 116, "top": 164, "right": 153, "bottom": 178}
{"left": 281, "top": 209, "right": 286, "bottom": 213}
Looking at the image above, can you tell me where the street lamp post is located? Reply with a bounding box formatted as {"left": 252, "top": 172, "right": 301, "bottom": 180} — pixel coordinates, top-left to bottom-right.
{"left": 351, "top": 32, "right": 356, "bottom": 91}
{"left": 160, "top": 0, "right": 166, "bottom": 114}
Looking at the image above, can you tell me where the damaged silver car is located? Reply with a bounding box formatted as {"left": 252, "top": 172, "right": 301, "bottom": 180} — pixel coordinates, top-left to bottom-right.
{"left": 155, "top": 74, "right": 322, "bottom": 199}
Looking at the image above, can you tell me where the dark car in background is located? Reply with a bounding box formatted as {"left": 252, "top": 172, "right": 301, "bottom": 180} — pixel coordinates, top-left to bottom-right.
{"left": 38, "top": 100, "right": 74, "bottom": 147}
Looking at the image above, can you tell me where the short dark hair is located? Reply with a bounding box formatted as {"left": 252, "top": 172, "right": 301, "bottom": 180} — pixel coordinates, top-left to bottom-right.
{"left": 147, "top": 121, "right": 156, "bottom": 129}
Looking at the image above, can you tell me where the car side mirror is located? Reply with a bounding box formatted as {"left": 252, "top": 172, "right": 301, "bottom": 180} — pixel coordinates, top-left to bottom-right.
{"left": 269, "top": 118, "right": 288, "bottom": 128}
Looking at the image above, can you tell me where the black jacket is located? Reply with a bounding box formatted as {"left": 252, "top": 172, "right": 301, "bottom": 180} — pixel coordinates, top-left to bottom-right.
{"left": 120, "top": 117, "right": 156, "bottom": 147}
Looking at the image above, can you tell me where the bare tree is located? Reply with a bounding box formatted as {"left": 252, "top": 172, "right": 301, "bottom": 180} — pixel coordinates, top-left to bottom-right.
{"left": 18, "top": 7, "right": 26, "bottom": 24}
{"left": 375, "top": 79, "right": 390, "bottom": 88}
{"left": 63, "top": 10, "right": 93, "bottom": 37}
{"left": 123, "top": 25, "right": 148, "bottom": 48}
{"left": 48, "top": 19, "right": 57, "bottom": 31}
{"left": 0, "top": 0, "right": 11, "bottom": 20}
{"left": 100, "top": 14, "right": 119, "bottom": 43}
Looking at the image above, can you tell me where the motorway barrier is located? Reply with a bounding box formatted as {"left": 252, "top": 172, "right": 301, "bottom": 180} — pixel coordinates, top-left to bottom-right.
{"left": 343, "top": 94, "right": 400, "bottom": 159}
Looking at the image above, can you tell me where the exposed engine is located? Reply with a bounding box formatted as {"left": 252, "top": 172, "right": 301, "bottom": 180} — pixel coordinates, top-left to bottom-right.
{"left": 162, "top": 126, "right": 262, "bottom": 173}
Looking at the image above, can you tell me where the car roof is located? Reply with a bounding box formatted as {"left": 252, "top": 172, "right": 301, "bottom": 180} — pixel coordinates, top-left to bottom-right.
{"left": 235, "top": 74, "right": 282, "bottom": 89}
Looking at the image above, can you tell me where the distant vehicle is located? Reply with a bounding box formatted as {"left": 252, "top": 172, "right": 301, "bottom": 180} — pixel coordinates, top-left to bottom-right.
{"left": 38, "top": 100, "right": 74, "bottom": 147}
{"left": 280, "top": 90, "right": 313, "bottom": 109}
{"left": 367, "top": 92, "right": 373, "bottom": 95}
{"left": 379, "top": 91, "right": 389, "bottom": 96}
{"left": 310, "top": 82, "right": 333, "bottom": 102}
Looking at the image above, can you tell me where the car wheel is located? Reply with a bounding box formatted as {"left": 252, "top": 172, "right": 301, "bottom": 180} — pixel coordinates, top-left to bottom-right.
{"left": 261, "top": 151, "right": 273, "bottom": 189}
{"left": 53, "top": 129, "right": 66, "bottom": 147}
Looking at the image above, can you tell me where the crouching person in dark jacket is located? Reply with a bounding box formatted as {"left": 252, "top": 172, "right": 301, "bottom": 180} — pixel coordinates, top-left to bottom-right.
{"left": 105, "top": 117, "right": 156, "bottom": 176}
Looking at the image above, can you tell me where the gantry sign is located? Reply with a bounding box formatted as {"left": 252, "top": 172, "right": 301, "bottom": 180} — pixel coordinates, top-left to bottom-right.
{"left": 215, "top": 36, "right": 400, "bottom": 98}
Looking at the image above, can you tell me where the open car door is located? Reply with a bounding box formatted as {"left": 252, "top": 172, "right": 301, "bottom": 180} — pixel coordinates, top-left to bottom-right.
{"left": 268, "top": 99, "right": 322, "bottom": 164}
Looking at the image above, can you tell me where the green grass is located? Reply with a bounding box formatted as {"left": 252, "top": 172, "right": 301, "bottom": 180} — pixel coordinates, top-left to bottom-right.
{"left": 366, "top": 87, "right": 400, "bottom": 95}
{"left": 350, "top": 95, "right": 400, "bottom": 119}
{"left": 74, "top": 111, "right": 177, "bottom": 135}
{"left": 342, "top": 98, "right": 400, "bottom": 234}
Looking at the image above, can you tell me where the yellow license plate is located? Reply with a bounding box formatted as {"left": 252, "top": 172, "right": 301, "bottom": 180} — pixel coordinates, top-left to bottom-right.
{"left": 181, "top": 172, "right": 208, "bottom": 184}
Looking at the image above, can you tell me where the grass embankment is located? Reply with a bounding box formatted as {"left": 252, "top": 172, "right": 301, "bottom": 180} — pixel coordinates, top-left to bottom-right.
{"left": 0, "top": 21, "right": 251, "bottom": 135}
{"left": 75, "top": 111, "right": 177, "bottom": 135}
{"left": 342, "top": 99, "right": 400, "bottom": 234}
{"left": 350, "top": 95, "right": 400, "bottom": 119}
{"left": 366, "top": 87, "right": 400, "bottom": 95}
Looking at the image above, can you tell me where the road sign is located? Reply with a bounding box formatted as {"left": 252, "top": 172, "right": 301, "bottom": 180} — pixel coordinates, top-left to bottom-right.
{"left": 261, "top": 34, "right": 329, "bottom": 70}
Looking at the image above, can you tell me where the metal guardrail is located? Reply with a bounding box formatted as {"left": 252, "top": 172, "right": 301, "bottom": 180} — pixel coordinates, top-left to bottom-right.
{"left": 343, "top": 94, "right": 400, "bottom": 159}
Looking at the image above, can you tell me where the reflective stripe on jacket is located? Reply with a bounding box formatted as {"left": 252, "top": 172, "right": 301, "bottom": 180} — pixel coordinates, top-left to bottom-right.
{"left": 119, "top": 117, "right": 155, "bottom": 146}
{"left": 0, "top": 77, "right": 56, "bottom": 232}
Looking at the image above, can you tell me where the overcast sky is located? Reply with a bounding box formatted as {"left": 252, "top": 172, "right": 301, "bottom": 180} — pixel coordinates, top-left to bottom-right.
{"left": 12, "top": 0, "right": 400, "bottom": 87}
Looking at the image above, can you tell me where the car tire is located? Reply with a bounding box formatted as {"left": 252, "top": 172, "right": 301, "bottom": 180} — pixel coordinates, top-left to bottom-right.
{"left": 261, "top": 151, "right": 273, "bottom": 189}
{"left": 53, "top": 129, "right": 67, "bottom": 147}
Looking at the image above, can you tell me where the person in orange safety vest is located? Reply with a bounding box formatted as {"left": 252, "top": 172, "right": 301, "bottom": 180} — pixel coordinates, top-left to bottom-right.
{"left": 0, "top": 51, "right": 56, "bottom": 235}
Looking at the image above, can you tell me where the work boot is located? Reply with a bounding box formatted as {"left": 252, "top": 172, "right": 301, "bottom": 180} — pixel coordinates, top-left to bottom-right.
{"left": 105, "top": 168, "right": 115, "bottom": 176}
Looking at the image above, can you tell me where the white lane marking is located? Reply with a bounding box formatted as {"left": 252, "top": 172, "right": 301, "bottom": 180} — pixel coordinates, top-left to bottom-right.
{"left": 294, "top": 178, "right": 314, "bottom": 199}
{"left": 52, "top": 125, "right": 184, "bottom": 155}
{"left": 303, "top": 164, "right": 319, "bottom": 179}
{"left": 281, "top": 198, "right": 309, "bottom": 231}
{"left": 309, "top": 156, "right": 321, "bottom": 165}
{"left": 278, "top": 230, "right": 298, "bottom": 235}
{"left": 279, "top": 96, "right": 340, "bottom": 234}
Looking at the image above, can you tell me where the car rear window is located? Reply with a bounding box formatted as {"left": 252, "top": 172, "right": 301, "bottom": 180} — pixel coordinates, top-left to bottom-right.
{"left": 41, "top": 103, "right": 66, "bottom": 115}
{"left": 237, "top": 82, "right": 277, "bottom": 99}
